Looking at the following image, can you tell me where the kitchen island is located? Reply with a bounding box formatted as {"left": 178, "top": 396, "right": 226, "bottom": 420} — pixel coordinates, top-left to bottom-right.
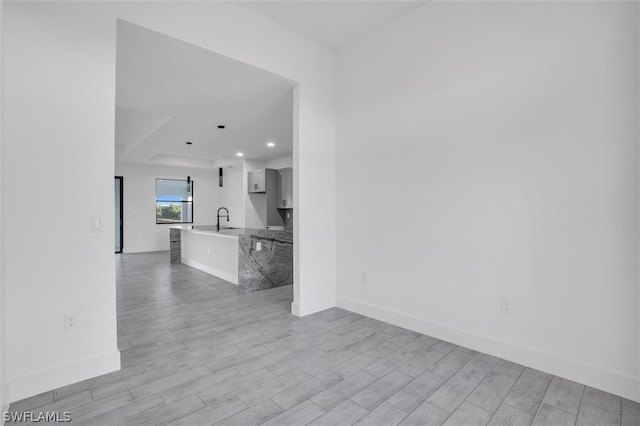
{"left": 170, "top": 225, "right": 293, "bottom": 292}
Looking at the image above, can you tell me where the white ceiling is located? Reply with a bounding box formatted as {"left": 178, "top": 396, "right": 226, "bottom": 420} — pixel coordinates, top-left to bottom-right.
{"left": 240, "top": 1, "right": 428, "bottom": 51}
{"left": 115, "top": 20, "right": 295, "bottom": 170}
{"left": 115, "top": 2, "right": 427, "bottom": 170}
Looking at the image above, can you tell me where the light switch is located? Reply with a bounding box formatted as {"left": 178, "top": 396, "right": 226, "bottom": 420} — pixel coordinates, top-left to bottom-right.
{"left": 91, "top": 216, "right": 103, "bottom": 233}
{"left": 256, "top": 242, "right": 262, "bottom": 251}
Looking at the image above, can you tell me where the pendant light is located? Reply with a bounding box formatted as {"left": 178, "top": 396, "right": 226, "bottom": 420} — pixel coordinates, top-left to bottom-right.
{"left": 218, "top": 125, "right": 225, "bottom": 187}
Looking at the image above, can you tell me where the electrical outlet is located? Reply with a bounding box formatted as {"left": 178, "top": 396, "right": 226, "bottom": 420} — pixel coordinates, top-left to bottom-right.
{"left": 500, "top": 299, "right": 511, "bottom": 315}
{"left": 64, "top": 314, "right": 78, "bottom": 331}
{"left": 90, "top": 216, "right": 103, "bottom": 233}
{"left": 361, "top": 272, "right": 368, "bottom": 285}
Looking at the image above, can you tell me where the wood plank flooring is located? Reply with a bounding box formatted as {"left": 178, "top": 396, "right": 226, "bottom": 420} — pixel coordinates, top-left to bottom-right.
{"left": 7, "top": 251, "right": 639, "bottom": 425}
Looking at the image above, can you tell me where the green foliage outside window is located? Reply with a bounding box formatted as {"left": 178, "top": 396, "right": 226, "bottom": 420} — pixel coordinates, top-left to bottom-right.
{"left": 156, "top": 204, "right": 183, "bottom": 223}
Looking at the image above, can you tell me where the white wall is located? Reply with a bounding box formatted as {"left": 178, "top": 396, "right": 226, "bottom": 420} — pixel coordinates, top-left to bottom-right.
{"left": 2, "top": 0, "right": 336, "bottom": 402}
{"left": 336, "top": 2, "right": 639, "bottom": 401}
{"left": 115, "top": 162, "right": 220, "bottom": 253}
{"left": 3, "top": 2, "right": 121, "bottom": 402}
{"left": 218, "top": 164, "right": 245, "bottom": 229}
{"left": 0, "top": 0, "right": 7, "bottom": 414}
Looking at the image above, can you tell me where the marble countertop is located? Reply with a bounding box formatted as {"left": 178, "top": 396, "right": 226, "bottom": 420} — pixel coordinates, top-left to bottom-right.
{"left": 171, "top": 225, "right": 292, "bottom": 239}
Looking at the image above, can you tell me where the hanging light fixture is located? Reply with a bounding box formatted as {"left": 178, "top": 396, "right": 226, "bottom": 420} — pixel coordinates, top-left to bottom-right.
{"left": 218, "top": 125, "right": 225, "bottom": 187}
{"left": 217, "top": 125, "right": 226, "bottom": 158}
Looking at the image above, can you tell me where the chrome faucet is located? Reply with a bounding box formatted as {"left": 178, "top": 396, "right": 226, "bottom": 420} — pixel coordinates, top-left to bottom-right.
{"left": 216, "top": 207, "right": 229, "bottom": 231}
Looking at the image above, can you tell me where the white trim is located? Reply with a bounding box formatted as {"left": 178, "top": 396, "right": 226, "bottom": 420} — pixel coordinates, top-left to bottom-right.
{"left": 181, "top": 258, "right": 238, "bottom": 285}
{"left": 1, "top": 382, "right": 9, "bottom": 416}
{"left": 291, "top": 302, "right": 301, "bottom": 317}
{"left": 291, "top": 297, "right": 335, "bottom": 317}
{"left": 337, "top": 295, "right": 640, "bottom": 402}
{"left": 8, "top": 350, "right": 121, "bottom": 403}
{"left": 122, "top": 245, "right": 167, "bottom": 254}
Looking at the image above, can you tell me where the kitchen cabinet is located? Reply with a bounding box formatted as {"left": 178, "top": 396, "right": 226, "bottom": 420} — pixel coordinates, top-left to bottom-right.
{"left": 277, "top": 167, "right": 293, "bottom": 209}
{"left": 247, "top": 168, "right": 284, "bottom": 227}
{"left": 248, "top": 169, "right": 266, "bottom": 193}
{"left": 169, "top": 228, "right": 182, "bottom": 264}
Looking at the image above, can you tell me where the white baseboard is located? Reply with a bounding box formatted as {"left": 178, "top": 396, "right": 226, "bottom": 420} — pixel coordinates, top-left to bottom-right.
{"left": 181, "top": 259, "right": 238, "bottom": 285}
{"left": 337, "top": 295, "right": 639, "bottom": 402}
{"left": 8, "top": 350, "right": 121, "bottom": 403}
{"left": 291, "top": 296, "right": 335, "bottom": 317}
{"left": 122, "top": 245, "right": 167, "bottom": 254}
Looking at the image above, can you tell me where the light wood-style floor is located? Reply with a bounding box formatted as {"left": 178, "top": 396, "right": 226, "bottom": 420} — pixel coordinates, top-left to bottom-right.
{"left": 7, "top": 251, "right": 640, "bottom": 425}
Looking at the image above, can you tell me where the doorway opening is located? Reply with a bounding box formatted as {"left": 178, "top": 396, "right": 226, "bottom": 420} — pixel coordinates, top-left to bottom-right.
{"left": 115, "top": 176, "right": 123, "bottom": 253}
{"left": 114, "top": 20, "right": 299, "bottom": 310}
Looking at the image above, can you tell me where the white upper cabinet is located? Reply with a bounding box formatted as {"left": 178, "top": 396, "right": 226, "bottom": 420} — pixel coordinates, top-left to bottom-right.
{"left": 248, "top": 169, "right": 266, "bottom": 193}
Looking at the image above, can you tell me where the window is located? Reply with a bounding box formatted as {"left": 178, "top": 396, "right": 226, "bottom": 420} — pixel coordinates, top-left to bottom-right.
{"left": 156, "top": 178, "right": 193, "bottom": 224}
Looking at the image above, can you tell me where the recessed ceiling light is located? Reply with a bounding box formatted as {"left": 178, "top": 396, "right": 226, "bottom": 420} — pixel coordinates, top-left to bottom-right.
{"left": 267, "top": 142, "right": 275, "bottom": 147}
{"left": 185, "top": 141, "right": 193, "bottom": 145}
{"left": 236, "top": 152, "right": 244, "bottom": 157}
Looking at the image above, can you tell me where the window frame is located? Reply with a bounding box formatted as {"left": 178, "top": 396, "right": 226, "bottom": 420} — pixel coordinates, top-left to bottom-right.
{"left": 155, "top": 178, "right": 194, "bottom": 225}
